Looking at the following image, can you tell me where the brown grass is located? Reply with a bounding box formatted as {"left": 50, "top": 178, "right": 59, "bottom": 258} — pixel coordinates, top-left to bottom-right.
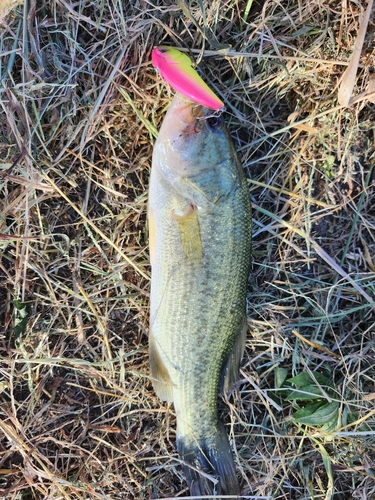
{"left": 1, "top": 0, "right": 374, "bottom": 499}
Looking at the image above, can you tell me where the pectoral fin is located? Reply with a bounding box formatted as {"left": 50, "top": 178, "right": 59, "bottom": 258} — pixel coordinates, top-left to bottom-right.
{"left": 172, "top": 203, "right": 202, "bottom": 263}
{"left": 149, "top": 334, "right": 174, "bottom": 402}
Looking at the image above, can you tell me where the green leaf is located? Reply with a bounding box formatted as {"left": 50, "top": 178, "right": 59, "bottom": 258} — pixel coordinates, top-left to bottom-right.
{"left": 13, "top": 299, "right": 25, "bottom": 311}
{"left": 292, "top": 26, "right": 321, "bottom": 38}
{"left": 285, "top": 384, "right": 323, "bottom": 401}
{"left": 13, "top": 300, "right": 30, "bottom": 336}
{"left": 320, "top": 415, "right": 340, "bottom": 433}
{"left": 347, "top": 411, "right": 359, "bottom": 425}
{"left": 294, "top": 402, "right": 340, "bottom": 425}
{"left": 317, "top": 442, "right": 334, "bottom": 498}
{"left": 293, "top": 401, "right": 325, "bottom": 420}
{"left": 274, "top": 367, "right": 289, "bottom": 389}
{"left": 287, "top": 371, "right": 328, "bottom": 387}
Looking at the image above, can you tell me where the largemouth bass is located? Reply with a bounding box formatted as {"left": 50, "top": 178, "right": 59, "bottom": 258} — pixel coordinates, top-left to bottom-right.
{"left": 148, "top": 93, "right": 251, "bottom": 498}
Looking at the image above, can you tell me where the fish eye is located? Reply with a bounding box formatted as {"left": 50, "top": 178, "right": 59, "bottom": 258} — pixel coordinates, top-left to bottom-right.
{"left": 206, "top": 116, "right": 222, "bottom": 131}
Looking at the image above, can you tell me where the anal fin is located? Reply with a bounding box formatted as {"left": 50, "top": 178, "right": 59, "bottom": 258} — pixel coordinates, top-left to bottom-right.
{"left": 148, "top": 207, "right": 156, "bottom": 267}
{"left": 149, "top": 334, "right": 174, "bottom": 402}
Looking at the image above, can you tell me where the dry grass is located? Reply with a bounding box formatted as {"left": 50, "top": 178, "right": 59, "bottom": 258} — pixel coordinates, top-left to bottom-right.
{"left": 1, "top": 0, "right": 375, "bottom": 499}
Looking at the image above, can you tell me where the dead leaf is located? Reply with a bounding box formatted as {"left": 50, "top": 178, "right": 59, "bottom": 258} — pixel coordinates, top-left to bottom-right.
{"left": 292, "top": 124, "right": 319, "bottom": 134}
{"left": 0, "top": 0, "right": 23, "bottom": 23}
{"left": 338, "top": 0, "right": 374, "bottom": 106}
{"left": 292, "top": 329, "right": 341, "bottom": 360}
{"left": 361, "top": 237, "right": 375, "bottom": 272}
{"left": 0, "top": 233, "right": 37, "bottom": 241}
{"left": 363, "top": 393, "right": 375, "bottom": 402}
{"left": 367, "top": 74, "right": 375, "bottom": 104}
{"left": 287, "top": 111, "right": 300, "bottom": 122}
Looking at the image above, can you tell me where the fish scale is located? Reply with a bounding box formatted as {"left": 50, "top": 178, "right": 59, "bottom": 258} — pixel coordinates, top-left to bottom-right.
{"left": 149, "top": 92, "right": 251, "bottom": 498}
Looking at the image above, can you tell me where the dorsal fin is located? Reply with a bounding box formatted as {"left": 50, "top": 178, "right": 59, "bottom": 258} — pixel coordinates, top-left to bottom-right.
{"left": 220, "top": 317, "right": 247, "bottom": 395}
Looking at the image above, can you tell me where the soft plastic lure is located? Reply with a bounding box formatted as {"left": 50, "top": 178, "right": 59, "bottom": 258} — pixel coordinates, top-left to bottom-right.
{"left": 152, "top": 46, "right": 224, "bottom": 111}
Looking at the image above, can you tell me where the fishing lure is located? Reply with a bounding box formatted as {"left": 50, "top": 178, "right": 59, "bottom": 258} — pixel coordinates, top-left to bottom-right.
{"left": 152, "top": 46, "right": 224, "bottom": 111}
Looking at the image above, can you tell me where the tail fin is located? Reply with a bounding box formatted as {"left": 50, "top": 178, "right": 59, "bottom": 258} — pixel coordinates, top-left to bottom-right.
{"left": 177, "top": 421, "right": 240, "bottom": 499}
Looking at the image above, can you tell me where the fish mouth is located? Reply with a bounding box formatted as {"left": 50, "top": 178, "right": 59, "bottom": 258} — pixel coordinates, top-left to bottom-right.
{"left": 158, "top": 93, "right": 207, "bottom": 148}
{"left": 173, "top": 94, "right": 224, "bottom": 131}
{"left": 168, "top": 93, "right": 224, "bottom": 139}
{"left": 172, "top": 93, "right": 207, "bottom": 125}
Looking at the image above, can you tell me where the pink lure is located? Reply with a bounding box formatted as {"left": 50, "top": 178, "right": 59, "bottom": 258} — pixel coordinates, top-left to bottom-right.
{"left": 152, "top": 46, "right": 224, "bottom": 111}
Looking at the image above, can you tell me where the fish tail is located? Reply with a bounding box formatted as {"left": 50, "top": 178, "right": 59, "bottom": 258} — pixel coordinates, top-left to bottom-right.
{"left": 177, "top": 421, "right": 240, "bottom": 499}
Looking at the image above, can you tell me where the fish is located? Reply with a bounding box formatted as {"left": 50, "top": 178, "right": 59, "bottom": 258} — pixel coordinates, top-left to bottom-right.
{"left": 148, "top": 92, "right": 251, "bottom": 498}
{"left": 152, "top": 46, "right": 225, "bottom": 110}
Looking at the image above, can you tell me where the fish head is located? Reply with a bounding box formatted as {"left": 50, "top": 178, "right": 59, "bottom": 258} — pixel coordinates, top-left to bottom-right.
{"left": 155, "top": 93, "right": 234, "bottom": 185}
